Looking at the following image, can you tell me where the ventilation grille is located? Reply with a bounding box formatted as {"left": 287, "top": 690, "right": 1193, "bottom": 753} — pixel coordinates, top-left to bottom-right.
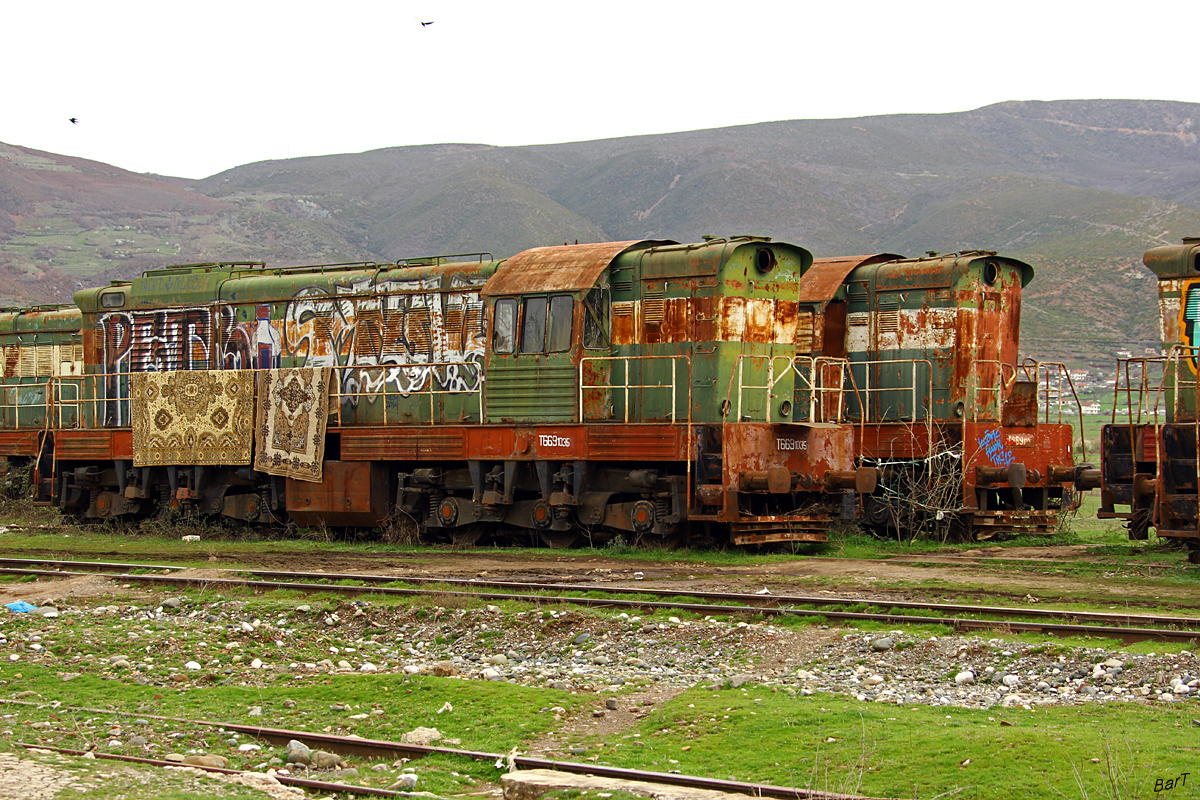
{"left": 796, "top": 311, "right": 815, "bottom": 351}
{"left": 642, "top": 287, "right": 665, "bottom": 325}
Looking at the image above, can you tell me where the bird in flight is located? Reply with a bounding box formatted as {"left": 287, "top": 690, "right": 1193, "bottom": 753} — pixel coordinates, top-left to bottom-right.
{"left": 69, "top": 117, "right": 78, "bottom": 124}
{"left": 419, "top": 19, "right": 433, "bottom": 26}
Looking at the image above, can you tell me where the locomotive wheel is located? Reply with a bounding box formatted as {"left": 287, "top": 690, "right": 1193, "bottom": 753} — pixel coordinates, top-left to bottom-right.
{"left": 539, "top": 531, "right": 580, "bottom": 549}
{"left": 1126, "top": 508, "right": 1151, "bottom": 541}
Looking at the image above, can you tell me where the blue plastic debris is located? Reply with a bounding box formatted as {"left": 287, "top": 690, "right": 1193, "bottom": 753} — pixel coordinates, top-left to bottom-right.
{"left": 5, "top": 601, "right": 36, "bottom": 613}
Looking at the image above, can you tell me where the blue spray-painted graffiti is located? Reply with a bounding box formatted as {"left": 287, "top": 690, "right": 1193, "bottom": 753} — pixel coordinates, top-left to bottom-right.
{"left": 978, "top": 428, "right": 1015, "bottom": 468}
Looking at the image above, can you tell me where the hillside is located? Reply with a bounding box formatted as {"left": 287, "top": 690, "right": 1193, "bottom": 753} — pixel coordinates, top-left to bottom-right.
{"left": 3, "top": 99, "right": 1200, "bottom": 364}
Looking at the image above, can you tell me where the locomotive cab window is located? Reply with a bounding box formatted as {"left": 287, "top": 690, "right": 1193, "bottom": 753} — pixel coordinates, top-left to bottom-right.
{"left": 493, "top": 298, "right": 517, "bottom": 353}
{"left": 521, "top": 296, "right": 548, "bottom": 353}
{"left": 515, "top": 294, "right": 574, "bottom": 354}
{"left": 547, "top": 295, "right": 573, "bottom": 352}
{"left": 583, "top": 287, "right": 610, "bottom": 350}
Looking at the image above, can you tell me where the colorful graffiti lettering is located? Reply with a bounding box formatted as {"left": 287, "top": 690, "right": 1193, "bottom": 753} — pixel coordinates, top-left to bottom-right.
{"left": 978, "top": 428, "right": 1015, "bottom": 468}
{"left": 93, "top": 270, "right": 490, "bottom": 425}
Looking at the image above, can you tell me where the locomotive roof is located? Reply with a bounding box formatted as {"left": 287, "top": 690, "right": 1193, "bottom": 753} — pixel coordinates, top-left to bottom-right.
{"left": 481, "top": 240, "right": 676, "bottom": 297}
{"left": 846, "top": 250, "right": 1033, "bottom": 289}
{"left": 803, "top": 254, "right": 904, "bottom": 305}
{"left": 0, "top": 304, "right": 83, "bottom": 334}
{"left": 74, "top": 256, "right": 501, "bottom": 311}
{"left": 1144, "top": 237, "right": 1200, "bottom": 278}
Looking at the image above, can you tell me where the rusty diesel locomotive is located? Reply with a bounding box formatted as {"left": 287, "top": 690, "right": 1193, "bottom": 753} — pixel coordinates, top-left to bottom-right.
{"left": 803, "top": 251, "right": 1099, "bottom": 539}
{"left": 1100, "top": 238, "right": 1200, "bottom": 559}
{"left": 0, "top": 237, "right": 878, "bottom": 547}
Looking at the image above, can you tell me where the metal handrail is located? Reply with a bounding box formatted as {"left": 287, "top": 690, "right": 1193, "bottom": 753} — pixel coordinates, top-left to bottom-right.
{"left": 724, "top": 355, "right": 796, "bottom": 424}
{"left": 1018, "top": 359, "right": 1088, "bottom": 460}
{"left": 42, "top": 361, "right": 487, "bottom": 430}
{"left": 843, "top": 357, "right": 934, "bottom": 463}
{"left": 849, "top": 358, "right": 934, "bottom": 422}
{"left": 330, "top": 361, "right": 484, "bottom": 426}
{"left": 792, "top": 356, "right": 852, "bottom": 423}
{"left": 578, "top": 355, "right": 691, "bottom": 425}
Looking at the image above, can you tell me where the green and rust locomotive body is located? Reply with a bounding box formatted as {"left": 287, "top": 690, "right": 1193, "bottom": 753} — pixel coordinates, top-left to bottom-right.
{"left": 0, "top": 236, "right": 873, "bottom": 546}
{"left": 1101, "top": 237, "right": 1200, "bottom": 552}
{"left": 808, "top": 251, "right": 1094, "bottom": 538}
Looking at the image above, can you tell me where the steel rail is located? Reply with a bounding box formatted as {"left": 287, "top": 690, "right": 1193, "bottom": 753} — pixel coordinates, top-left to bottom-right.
{"left": 3, "top": 556, "right": 1199, "bottom": 630}
{"left": 2, "top": 564, "right": 1198, "bottom": 643}
{"left": 4, "top": 701, "right": 892, "bottom": 800}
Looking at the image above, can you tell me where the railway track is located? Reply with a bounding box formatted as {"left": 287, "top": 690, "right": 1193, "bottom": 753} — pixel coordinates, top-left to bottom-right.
{"left": 3, "top": 557, "right": 1199, "bottom": 644}
{"left": 5, "top": 700, "right": 892, "bottom": 800}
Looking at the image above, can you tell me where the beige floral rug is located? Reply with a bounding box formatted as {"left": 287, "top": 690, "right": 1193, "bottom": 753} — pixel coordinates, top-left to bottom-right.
{"left": 254, "top": 367, "right": 331, "bottom": 482}
{"left": 131, "top": 370, "right": 255, "bottom": 466}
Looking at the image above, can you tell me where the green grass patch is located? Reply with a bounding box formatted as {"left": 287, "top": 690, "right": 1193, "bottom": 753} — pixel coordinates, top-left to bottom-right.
{"left": 581, "top": 688, "right": 1196, "bottom": 800}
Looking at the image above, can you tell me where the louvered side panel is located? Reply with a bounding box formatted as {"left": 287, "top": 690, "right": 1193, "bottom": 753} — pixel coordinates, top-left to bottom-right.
{"left": 340, "top": 430, "right": 418, "bottom": 460}
{"left": 341, "top": 429, "right": 467, "bottom": 461}
{"left": 588, "top": 427, "right": 682, "bottom": 460}
{"left": 485, "top": 364, "right": 577, "bottom": 423}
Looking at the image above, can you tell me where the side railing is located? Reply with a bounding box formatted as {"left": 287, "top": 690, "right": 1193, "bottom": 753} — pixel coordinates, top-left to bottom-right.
{"left": 328, "top": 361, "right": 484, "bottom": 426}
{"left": 578, "top": 355, "right": 691, "bottom": 424}
{"left": 792, "top": 356, "right": 852, "bottom": 423}
{"left": 1020, "top": 359, "right": 1088, "bottom": 460}
{"left": 41, "top": 361, "right": 488, "bottom": 431}
{"left": 1111, "top": 357, "right": 1169, "bottom": 427}
{"left": 723, "top": 355, "right": 796, "bottom": 424}
{"left": 848, "top": 358, "right": 934, "bottom": 423}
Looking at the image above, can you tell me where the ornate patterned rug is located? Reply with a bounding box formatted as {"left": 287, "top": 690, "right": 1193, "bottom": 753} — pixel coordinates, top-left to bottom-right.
{"left": 131, "top": 370, "right": 255, "bottom": 466}
{"left": 254, "top": 367, "right": 331, "bottom": 482}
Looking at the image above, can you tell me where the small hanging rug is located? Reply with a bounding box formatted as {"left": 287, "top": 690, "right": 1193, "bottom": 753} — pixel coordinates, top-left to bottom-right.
{"left": 254, "top": 367, "right": 331, "bottom": 482}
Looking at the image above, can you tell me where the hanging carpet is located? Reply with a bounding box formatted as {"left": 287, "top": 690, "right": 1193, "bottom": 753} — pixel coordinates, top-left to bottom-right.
{"left": 131, "top": 370, "right": 255, "bottom": 466}
{"left": 254, "top": 367, "right": 331, "bottom": 482}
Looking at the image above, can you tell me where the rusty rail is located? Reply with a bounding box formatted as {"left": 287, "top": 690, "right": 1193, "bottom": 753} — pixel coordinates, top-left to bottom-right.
{"left": 3, "top": 704, "right": 896, "bottom": 800}
{"left": 16, "top": 742, "right": 404, "bottom": 797}
{"left": 5, "top": 560, "right": 1199, "bottom": 643}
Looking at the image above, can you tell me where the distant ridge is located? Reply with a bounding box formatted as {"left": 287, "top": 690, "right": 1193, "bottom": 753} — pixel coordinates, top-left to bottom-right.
{"left": 4, "top": 99, "right": 1200, "bottom": 365}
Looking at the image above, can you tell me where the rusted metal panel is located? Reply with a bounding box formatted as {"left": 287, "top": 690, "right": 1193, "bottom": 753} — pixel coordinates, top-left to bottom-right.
{"left": 481, "top": 241, "right": 675, "bottom": 297}
{"left": 55, "top": 430, "right": 132, "bottom": 460}
{"left": 0, "top": 431, "right": 39, "bottom": 457}
{"left": 721, "top": 422, "right": 854, "bottom": 486}
{"left": 464, "top": 427, "right": 588, "bottom": 460}
{"left": 286, "top": 460, "right": 391, "bottom": 526}
{"left": 802, "top": 255, "right": 902, "bottom": 306}
{"left": 963, "top": 421, "right": 1076, "bottom": 495}
{"left": 1002, "top": 380, "right": 1038, "bottom": 427}
{"left": 856, "top": 423, "right": 935, "bottom": 460}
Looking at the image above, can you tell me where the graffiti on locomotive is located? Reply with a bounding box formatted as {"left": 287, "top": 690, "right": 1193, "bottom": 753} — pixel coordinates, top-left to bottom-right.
{"left": 96, "top": 273, "right": 489, "bottom": 409}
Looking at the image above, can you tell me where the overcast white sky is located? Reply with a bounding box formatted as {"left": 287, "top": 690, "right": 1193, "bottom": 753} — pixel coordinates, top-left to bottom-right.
{"left": 4, "top": 0, "right": 1196, "bottom": 180}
